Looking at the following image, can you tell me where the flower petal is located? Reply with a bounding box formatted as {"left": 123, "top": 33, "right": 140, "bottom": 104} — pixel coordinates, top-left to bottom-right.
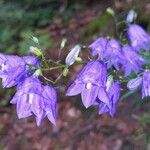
{"left": 81, "top": 85, "right": 99, "bottom": 108}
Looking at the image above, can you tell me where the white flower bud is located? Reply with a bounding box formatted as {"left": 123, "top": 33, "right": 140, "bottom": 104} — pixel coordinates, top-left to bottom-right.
{"left": 65, "top": 44, "right": 81, "bottom": 66}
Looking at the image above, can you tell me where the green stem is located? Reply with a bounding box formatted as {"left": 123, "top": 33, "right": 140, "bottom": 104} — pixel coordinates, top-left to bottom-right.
{"left": 41, "top": 65, "right": 66, "bottom": 71}
{"left": 42, "top": 54, "right": 50, "bottom": 68}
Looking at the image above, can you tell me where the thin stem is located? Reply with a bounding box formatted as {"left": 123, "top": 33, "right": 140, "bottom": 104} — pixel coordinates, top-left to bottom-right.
{"left": 41, "top": 75, "right": 55, "bottom": 84}
{"left": 42, "top": 54, "right": 50, "bottom": 68}
{"left": 41, "top": 65, "right": 66, "bottom": 71}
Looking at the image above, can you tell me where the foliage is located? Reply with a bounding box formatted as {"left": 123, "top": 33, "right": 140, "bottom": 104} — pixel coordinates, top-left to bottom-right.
{"left": 0, "top": 0, "right": 60, "bottom": 54}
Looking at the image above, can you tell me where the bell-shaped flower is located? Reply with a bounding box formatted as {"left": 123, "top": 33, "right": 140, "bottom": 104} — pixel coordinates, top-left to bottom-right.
{"left": 66, "top": 60, "right": 111, "bottom": 108}
{"left": 96, "top": 79, "right": 120, "bottom": 117}
{"left": 0, "top": 54, "right": 39, "bottom": 88}
{"left": 89, "top": 37, "right": 108, "bottom": 59}
{"left": 105, "top": 39, "right": 122, "bottom": 70}
{"left": 120, "top": 45, "right": 145, "bottom": 76}
{"left": 89, "top": 38, "right": 122, "bottom": 70}
{"left": 127, "top": 24, "right": 150, "bottom": 51}
{"left": 127, "top": 70, "right": 150, "bottom": 98}
{"left": 10, "top": 77, "right": 57, "bottom": 126}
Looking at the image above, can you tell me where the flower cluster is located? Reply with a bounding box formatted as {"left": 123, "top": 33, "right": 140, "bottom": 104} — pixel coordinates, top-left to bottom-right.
{"left": 0, "top": 54, "right": 57, "bottom": 126}
{"left": 0, "top": 20, "right": 150, "bottom": 127}
{"left": 66, "top": 23, "right": 150, "bottom": 117}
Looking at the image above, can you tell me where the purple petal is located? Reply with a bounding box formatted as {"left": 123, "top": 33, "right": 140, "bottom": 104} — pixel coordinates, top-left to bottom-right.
{"left": 66, "top": 83, "right": 84, "bottom": 96}
{"left": 81, "top": 85, "right": 99, "bottom": 108}
{"left": 98, "top": 87, "right": 111, "bottom": 108}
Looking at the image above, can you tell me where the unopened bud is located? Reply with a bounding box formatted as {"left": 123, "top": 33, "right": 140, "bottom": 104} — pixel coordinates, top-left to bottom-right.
{"left": 126, "top": 10, "right": 137, "bottom": 24}
{"left": 60, "top": 38, "right": 67, "bottom": 49}
{"left": 65, "top": 44, "right": 81, "bottom": 66}
{"left": 63, "top": 67, "right": 69, "bottom": 77}
{"left": 75, "top": 57, "right": 82, "bottom": 62}
{"left": 106, "top": 7, "right": 115, "bottom": 16}
{"left": 29, "top": 46, "right": 42, "bottom": 57}
{"left": 33, "top": 69, "right": 42, "bottom": 77}
{"left": 32, "top": 36, "right": 39, "bottom": 44}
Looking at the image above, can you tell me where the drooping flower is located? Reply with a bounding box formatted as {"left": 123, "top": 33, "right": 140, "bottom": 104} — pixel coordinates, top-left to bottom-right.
{"left": 98, "top": 82, "right": 120, "bottom": 117}
{"left": 66, "top": 60, "right": 111, "bottom": 108}
{"left": 0, "top": 54, "right": 39, "bottom": 88}
{"left": 89, "top": 37, "right": 108, "bottom": 59}
{"left": 105, "top": 39, "right": 122, "bottom": 70}
{"left": 95, "top": 76, "right": 120, "bottom": 117}
{"left": 120, "top": 45, "right": 145, "bottom": 76}
{"left": 10, "top": 77, "right": 57, "bottom": 126}
{"left": 89, "top": 38, "right": 122, "bottom": 70}
{"left": 127, "top": 70, "right": 150, "bottom": 98}
{"left": 127, "top": 24, "right": 150, "bottom": 51}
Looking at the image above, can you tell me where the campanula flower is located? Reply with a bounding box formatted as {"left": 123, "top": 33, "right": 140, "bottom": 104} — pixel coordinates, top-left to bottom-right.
{"left": 127, "top": 70, "right": 150, "bottom": 98}
{"left": 120, "top": 45, "right": 145, "bottom": 76}
{"left": 98, "top": 81, "right": 120, "bottom": 117}
{"left": 89, "top": 37, "right": 108, "bottom": 59}
{"left": 127, "top": 24, "right": 150, "bottom": 51}
{"left": 10, "top": 77, "right": 57, "bottom": 126}
{"left": 89, "top": 38, "right": 122, "bottom": 70}
{"left": 66, "top": 60, "right": 111, "bottom": 108}
{"left": 0, "top": 54, "right": 39, "bottom": 88}
{"left": 105, "top": 39, "right": 122, "bottom": 70}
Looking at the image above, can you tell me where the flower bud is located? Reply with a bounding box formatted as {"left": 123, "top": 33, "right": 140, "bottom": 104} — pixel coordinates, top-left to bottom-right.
{"left": 63, "top": 67, "right": 69, "bottom": 77}
{"left": 75, "top": 57, "right": 82, "bottom": 62}
{"left": 126, "top": 10, "right": 137, "bottom": 24}
{"left": 106, "top": 7, "right": 115, "bottom": 16}
{"left": 33, "top": 69, "right": 42, "bottom": 77}
{"left": 29, "top": 46, "right": 42, "bottom": 57}
{"left": 65, "top": 44, "right": 81, "bottom": 66}
{"left": 32, "top": 36, "right": 39, "bottom": 44}
{"left": 60, "top": 38, "right": 67, "bottom": 49}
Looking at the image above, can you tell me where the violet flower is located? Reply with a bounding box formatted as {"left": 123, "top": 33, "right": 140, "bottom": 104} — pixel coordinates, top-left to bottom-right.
{"left": 0, "top": 54, "right": 39, "bottom": 88}
{"left": 89, "top": 38, "right": 122, "bottom": 70}
{"left": 120, "top": 45, "right": 145, "bottom": 76}
{"left": 127, "top": 70, "right": 150, "bottom": 98}
{"left": 105, "top": 39, "right": 122, "bottom": 70}
{"left": 98, "top": 82, "right": 120, "bottom": 117}
{"left": 10, "top": 77, "right": 57, "bottom": 126}
{"left": 66, "top": 60, "right": 111, "bottom": 108}
{"left": 89, "top": 37, "right": 108, "bottom": 59}
{"left": 127, "top": 24, "right": 150, "bottom": 51}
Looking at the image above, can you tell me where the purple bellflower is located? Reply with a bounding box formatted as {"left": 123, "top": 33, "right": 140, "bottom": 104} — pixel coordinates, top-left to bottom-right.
{"left": 89, "top": 38, "right": 122, "bottom": 70}
{"left": 105, "top": 39, "right": 122, "bottom": 70}
{"left": 120, "top": 45, "right": 145, "bottom": 76}
{"left": 98, "top": 81, "right": 120, "bottom": 117}
{"left": 10, "top": 77, "right": 57, "bottom": 126}
{"left": 0, "top": 54, "right": 39, "bottom": 88}
{"left": 89, "top": 37, "right": 108, "bottom": 59}
{"left": 66, "top": 60, "right": 111, "bottom": 108}
{"left": 127, "top": 70, "right": 150, "bottom": 98}
{"left": 127, "top": 24, "right": 150, "bottom": 51}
